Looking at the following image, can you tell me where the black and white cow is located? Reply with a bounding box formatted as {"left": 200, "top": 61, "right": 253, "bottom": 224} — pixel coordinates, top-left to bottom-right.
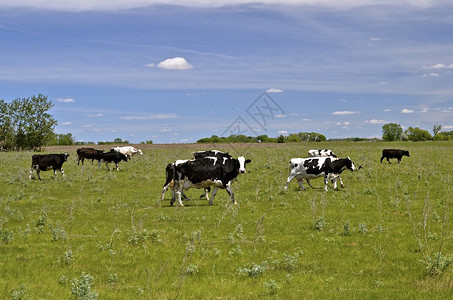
{"left": 76, "top": 148, "right": 103, "bottom": 165}
{"left": 172, "top": 156, "right": 251, "bottom": 206}
{"left": 29, "top": 153, "right": 70, "bottom": 180}
{"left": 100, "top": 151, "right": 128, "bottom": 171}
{"left": 380, "top": 149, "right": 410, "bottom": 164}
{"left": 284, "top": 157, "right": 356, "bottom": 191}
{"left": 308, "top": 149, "right": 337, "bottom": 158}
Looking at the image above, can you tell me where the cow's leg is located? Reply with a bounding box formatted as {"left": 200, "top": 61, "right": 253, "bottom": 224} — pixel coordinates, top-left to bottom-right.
{"left": 209, "top": 187, "right": 219, "bottom": 205}
{"left": 200, "top": 187, "right": 211, "bottom": 199}
{"left": 105, "top": 162, "right": 110, "bottom": 170}
{"left": 36, "top": 168, "right": 41, "bottom": 180}
{"left": 387, "top": 157, "right": 391, "bottom": 164}
{"left": 98, "top": 161, "right": 101, "bottom": 171}
{"left": 224, "top": 182, "right": 237, "bottom": 205}
{"left": 380, "top": 156, "right": 384, "bottom": 163}
{"left": 397, "top": 158, "right": 401, "bottom": 164}
{"left": 53, "top": 168, "right": 58, "bottom": 180}
{"left": 115, "top": 163, "right": 119, "bottom": 171}
{"left": 305, "top": 178, "right": 313, "bottom": 189}
{"left": 324, "top": 175, "right": 329, "bottom": 191}
{"left": 338, "top": 176, "right": 344, "bottom": 188}
{"left": 28, "top": 167, "right": 34, "bottom": 180}
{"left": 284, "top": 173, "right": 295, "bottom": 190}
{"left": 175, "top": 183, "right": 184, "bottom": 207}
{"left": 181, "top": 191, "right": 189, "bottom": 200}
{"left": 161, "top": 184, "right": 169, "bottom": 201}
{"left": 61, "top": 168, "right": 66, "bottom": 178}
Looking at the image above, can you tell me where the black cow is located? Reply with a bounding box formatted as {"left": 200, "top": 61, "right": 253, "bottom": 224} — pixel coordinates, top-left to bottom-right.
{"left": 29, "top": 153, "right": 70, "bottom": 180}
{"left": 172, "top": 156, "right": 251, "bottom": 206}
{"left": 77, "top": 148, "right": 103, "bottom": 165}
{"left": 380, "top": 149, "right": 410, "bottom": 164}
{"left": 101, "top": 151, "right": 128, "bottom": 171}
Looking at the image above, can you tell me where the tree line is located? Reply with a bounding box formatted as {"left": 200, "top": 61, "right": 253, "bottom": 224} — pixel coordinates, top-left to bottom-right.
{"left": 2, "top": 95, "right": 452, "bottom": 151}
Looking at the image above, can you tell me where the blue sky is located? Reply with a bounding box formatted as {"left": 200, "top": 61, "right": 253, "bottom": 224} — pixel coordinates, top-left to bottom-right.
{"left": 1, "top": 1, "right": 452, "bottom": 143}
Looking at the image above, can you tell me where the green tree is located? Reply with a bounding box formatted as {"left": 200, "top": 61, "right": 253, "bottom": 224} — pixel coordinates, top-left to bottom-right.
{"left": 0, "top": 99, "right": 15, "bottom": 150}
{"left": 382, "top": 123, "right": 403, "bottom": 141}
{"left": 50, "top": 133, "right": 74, "bottom": 145}
{"left": 405, "top": 127, "right": 432, "bottom": 141}
{"left": 433, "top": 124, "right": 442, "bottom": 137}
{"left": 2, "top": 95, "right": 57, "bottom": 150}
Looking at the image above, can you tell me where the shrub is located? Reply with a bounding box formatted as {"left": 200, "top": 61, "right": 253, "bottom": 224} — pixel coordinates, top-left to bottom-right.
{"left": 71, "top": 273, "right": 98, "bottom": 300}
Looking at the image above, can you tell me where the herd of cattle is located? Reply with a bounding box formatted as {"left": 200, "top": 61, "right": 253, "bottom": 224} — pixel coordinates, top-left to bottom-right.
{"left": 27, "top": 146, "right": 410, "bottom": 206}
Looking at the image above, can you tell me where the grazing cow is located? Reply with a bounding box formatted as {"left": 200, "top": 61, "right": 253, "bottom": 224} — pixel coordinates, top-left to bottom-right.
{"left": 111, "top": 146, "right": 143, "bottom": 159}
{"left": 76, "top": 148, "right": 103, "bottom": 165}
{"left": 172, "top": 156, "right": 251, "bottom": 206}
{"left": 29, "top": 153, "right": 70, "bottom": 180}
{"left": 308, "top": 149, "right": 337, "bottom": 158}
{"left": 101, "top": 151, "right": 128, "bottom": 171}
{"left": 284, "top": 157, "right": 356, "bottom": 191}
{"left": 161, "top": 160, "right": 192, "bottom": 201}
{"left": 380, "top": 149, "right": 410, "bottom": 164}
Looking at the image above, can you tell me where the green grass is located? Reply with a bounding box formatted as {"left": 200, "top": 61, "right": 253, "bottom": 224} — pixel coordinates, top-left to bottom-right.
{"left": 1, "top": 141, "right": 453, "bottom": 299}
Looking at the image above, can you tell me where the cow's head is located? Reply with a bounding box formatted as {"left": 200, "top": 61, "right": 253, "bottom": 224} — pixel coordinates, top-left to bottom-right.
{"left": 345, "top": 157, "right": 356, "bottom": 171}
{"left": 237, "top": 156, "right": 252, "bottom": 174}
{"left": 62, "top": 153, "right": 70, "bottom": 161}
{"left": 138, "top": 149, "right": 143, "bottom": 155}
{"left": 404, "top": 150, "right": 410, "bottom": 157}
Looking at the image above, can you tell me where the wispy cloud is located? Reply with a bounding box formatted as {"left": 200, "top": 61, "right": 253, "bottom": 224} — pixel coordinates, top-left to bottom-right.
{"left": 87, "top": 113, "right": 104, "bottom": 117}
{"left": 425, "top": 63, "right": 453, "bottom": 69}
{"left": 266, "top": 88, "right": 284, "bottom": 93}
{"left": 365, "top": 119, "right": 387, "bottom": 124}
{"left": 332, "top": 111, "right": 359, "bottom": 115}
{"left": 120, "top": 113, "right": 179, "bottom": 120}
{"left": 57, "top": 97, "right": 75, "bottom": 103}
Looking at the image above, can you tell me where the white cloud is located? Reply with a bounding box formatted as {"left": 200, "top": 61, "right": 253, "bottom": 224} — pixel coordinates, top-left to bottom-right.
{"left": 57, "top": 97, "right": 75, "bottom": 103}
{"left": 278, "top": 130, "right": 288, "bottom": 135}
{"left": 401, "top": 108, "right": 414, "bottom": 114}
{"left": 302, "top": 118, "right": 311, "bottom": 121}
{"left": 157, "top": 57, "right": 193, "bottom": 70}
{"left": 87, "top": 113, "right": 104, "bottom": 117}
{"left": 369, "top": 37, "right": 383, "bottom": 41}
{"left": 62, "top": 121, "right": 72, "bottom": 125}
{"left": 365, "top": 119, "right": 387, "bottom": 124}
{"left": 120, "top": 113, "right": 179, "bottom": 120}
{"left": 426, "top": 63, "right": 453, "bottom": 69}
{"left": 276, "top": 114, "right": 286, "bottom": 118}
{"left": 144, "top": 63, "right": 155, "bottom": 68}
{"left": 423, "top": 72, "right": 440, "bottom": 77}
{"left": 332, "top": 111, "right": 359, "bottom": 115}
{"left": 266, "top": 88, "right": 284, "bottom": 93}
{"left": 383, "top": 109, "right": 392, "bottom": 112}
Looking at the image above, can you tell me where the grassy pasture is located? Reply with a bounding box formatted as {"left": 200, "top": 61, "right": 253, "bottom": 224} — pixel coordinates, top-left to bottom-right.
{"left": 1, "top": 142, "right": 452, "bottom": 299}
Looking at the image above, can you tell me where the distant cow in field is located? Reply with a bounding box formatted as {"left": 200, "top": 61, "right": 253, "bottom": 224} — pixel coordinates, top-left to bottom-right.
{"left": 308, "top": 149, "right": 337, "bottom": 158}
{"left": 76, "top": 148, "right": 103, "bottom": 165}
{"left": 172, "top": 156, "right": 251, "bottom": 206}
{"left": 101, "top": 151, "right": 128, "bottom": 171}
{"left": 111, "top": 146, "right": 143, "bottom": 159}
{"left": 380, "top": 149, "right": 410, "bottom": 164}
{"left": 29, "top": 153, "right": 70, "bottom": 180}
{"left": 284, "top": 156, "right": 356, "bottom": 191}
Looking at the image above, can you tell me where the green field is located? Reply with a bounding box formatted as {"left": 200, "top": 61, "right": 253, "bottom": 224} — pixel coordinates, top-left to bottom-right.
{"left": 1, "top": 142, "right": 452, "bottom": 299}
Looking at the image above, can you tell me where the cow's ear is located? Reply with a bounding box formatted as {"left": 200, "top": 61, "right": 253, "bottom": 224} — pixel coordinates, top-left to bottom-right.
{"left": 245, "top": 159, "right": 251, "bottom": 164}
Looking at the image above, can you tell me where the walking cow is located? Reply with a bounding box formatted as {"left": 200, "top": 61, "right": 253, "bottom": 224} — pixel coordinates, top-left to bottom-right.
{"left": 284, "top": 156, "right": 356, "bottom": 191}
{"left": 172, "top": 156, "right": 251, "bottom": 206}
{"left": 380, "top": 149, "right": 410, "bottom": 164}
{"left": 29, "top": 153, "right": 70, "bottom": 180}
